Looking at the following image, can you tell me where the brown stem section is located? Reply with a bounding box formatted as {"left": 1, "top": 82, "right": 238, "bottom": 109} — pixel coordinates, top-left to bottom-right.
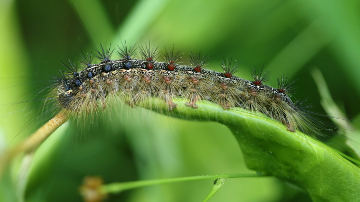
{"left": 0, "top": 109, "right": 69, "bottom": 176}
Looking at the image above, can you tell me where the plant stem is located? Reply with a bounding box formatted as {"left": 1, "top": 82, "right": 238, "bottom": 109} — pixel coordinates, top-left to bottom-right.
{"left": 203, "top": 178, "right": 226, "bottom": 202}
{"left": 0, "top": 110, "right": 69, "bottom": 175}
{"left": 101, "top": 173, "right": 262, "bottom": 194}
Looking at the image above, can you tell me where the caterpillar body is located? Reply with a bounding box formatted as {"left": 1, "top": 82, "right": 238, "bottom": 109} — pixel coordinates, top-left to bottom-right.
{"left": 55, "top": 44, "right": 313, "bottom": 134}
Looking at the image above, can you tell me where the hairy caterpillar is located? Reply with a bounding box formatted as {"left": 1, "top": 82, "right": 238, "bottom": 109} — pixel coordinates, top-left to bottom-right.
{"left": 53, "top": 43, "right": 316, "bottom": 134}
{"left": 4, "top": 43, "right": 359, "bottom": 202}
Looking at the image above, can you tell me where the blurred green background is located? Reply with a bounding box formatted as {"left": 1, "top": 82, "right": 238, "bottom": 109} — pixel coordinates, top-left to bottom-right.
{"left": 1, "top": 0, "right": 360, "bottom": 201}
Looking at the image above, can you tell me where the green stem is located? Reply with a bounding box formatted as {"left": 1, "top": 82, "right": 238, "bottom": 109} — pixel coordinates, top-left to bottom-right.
{"left": 101, "top": 173, "right": 261, "bottom": 194}
{"left": 203, "top": 178, "right": 226, "bottom": 202}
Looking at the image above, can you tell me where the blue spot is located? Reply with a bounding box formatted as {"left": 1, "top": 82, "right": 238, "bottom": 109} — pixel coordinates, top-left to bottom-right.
{"left": 125, "top": 61, "right": 132, "bottom": 69}
{"left": 104, "top": 64, "right": 112, "bottom": 72}
{"left": 75, "top": 79, "right": 82, "bottom": 87}
{"left": 87, "top": 71, "right": 93, "bottom": 78}
{"left": 65, "top": 85, "right": 71, "bottom": 91}
{"left": 73, "top": 72, "right": 79, "bottom": 77}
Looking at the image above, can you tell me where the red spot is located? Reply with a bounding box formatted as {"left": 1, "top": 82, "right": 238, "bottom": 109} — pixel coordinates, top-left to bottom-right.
{"left": 146, "top": 57, "right": 153, "bottom": 61}
{"left": 191, "top": 77, "right": 199, "bottom": 84}
{"left": 164, "top": 76, "right": 171, "bottom": 84}
{"left": 221, "top": 83, "right": 227, "bottom": 90}
{"left": 278, "top": 88, "right": 286, "bottom": 93}
{"left": 194, "top": 65, "right": 202, "bottom": 73}
{"left": 124, "top": 75, "right": 131, "bottom": 82}
{"left": 252, "top": 80, "right": 262, "bottom": 86}
{"left": 143, "top": 76, "right": 151, "bottom": 84}
{"left": 250, "top": 90, "right": 257, "bottom": 96}
{"left": 167, "top": 63, "right": 175, "bottom": 71}
{"left": 146, "top": 62, "right": 154, "bottom": 70}
{"left": 224, "top": 72, "right": 232, "bottom": 78}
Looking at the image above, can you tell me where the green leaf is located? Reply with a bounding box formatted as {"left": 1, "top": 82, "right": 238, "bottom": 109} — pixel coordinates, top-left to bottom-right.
{"left": 135, "top": 98, "right": 360, "bottom": 202}
{"left": 302, "top": 0, "right": 360, "bottom": 95}
{"left": 69, "top": 0, "right": 115, "bottom": 45}
{"left": 312, "top": 68, "right": 360, "bottom": 159}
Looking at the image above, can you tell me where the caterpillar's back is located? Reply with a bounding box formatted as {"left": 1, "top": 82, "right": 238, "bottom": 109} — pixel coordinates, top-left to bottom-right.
{"left": 55, "top": 44, "right": 316, "bottom": 134}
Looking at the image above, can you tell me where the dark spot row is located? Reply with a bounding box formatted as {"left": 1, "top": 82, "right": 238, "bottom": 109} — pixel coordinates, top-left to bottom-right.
{"left": 61, "top": 44, "right": 291, "bottom": 95}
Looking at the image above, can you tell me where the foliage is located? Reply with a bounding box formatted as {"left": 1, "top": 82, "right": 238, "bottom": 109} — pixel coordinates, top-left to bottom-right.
{"left": 1, "top": 0, "right": 360, "bottom": 201}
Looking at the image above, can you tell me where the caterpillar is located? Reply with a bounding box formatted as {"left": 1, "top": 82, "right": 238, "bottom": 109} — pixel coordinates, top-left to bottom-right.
{"left": 54, "top": 43, "right": 315, "bottom": 134}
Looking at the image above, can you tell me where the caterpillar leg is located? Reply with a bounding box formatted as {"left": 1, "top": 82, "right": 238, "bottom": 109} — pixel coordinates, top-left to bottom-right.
{"left": 186, "top": 97, "right": 199, "bottom": 109}
{"left": 218, "top": 93, "right": 231, "bottom": 109}
{"left": 186, "top": 91, "right": 200, "bottom": 109}
{"left": 287, "top": 123, "right": 295, "bottom": 132}
{"left": 282, "top": 120, "right": 295, "bottom": 132}
{"left": 160, "top": 90, "right": 176, "bottom": 110}
{"left": 165, "top": 95, "right": 177, "bottom": 110}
